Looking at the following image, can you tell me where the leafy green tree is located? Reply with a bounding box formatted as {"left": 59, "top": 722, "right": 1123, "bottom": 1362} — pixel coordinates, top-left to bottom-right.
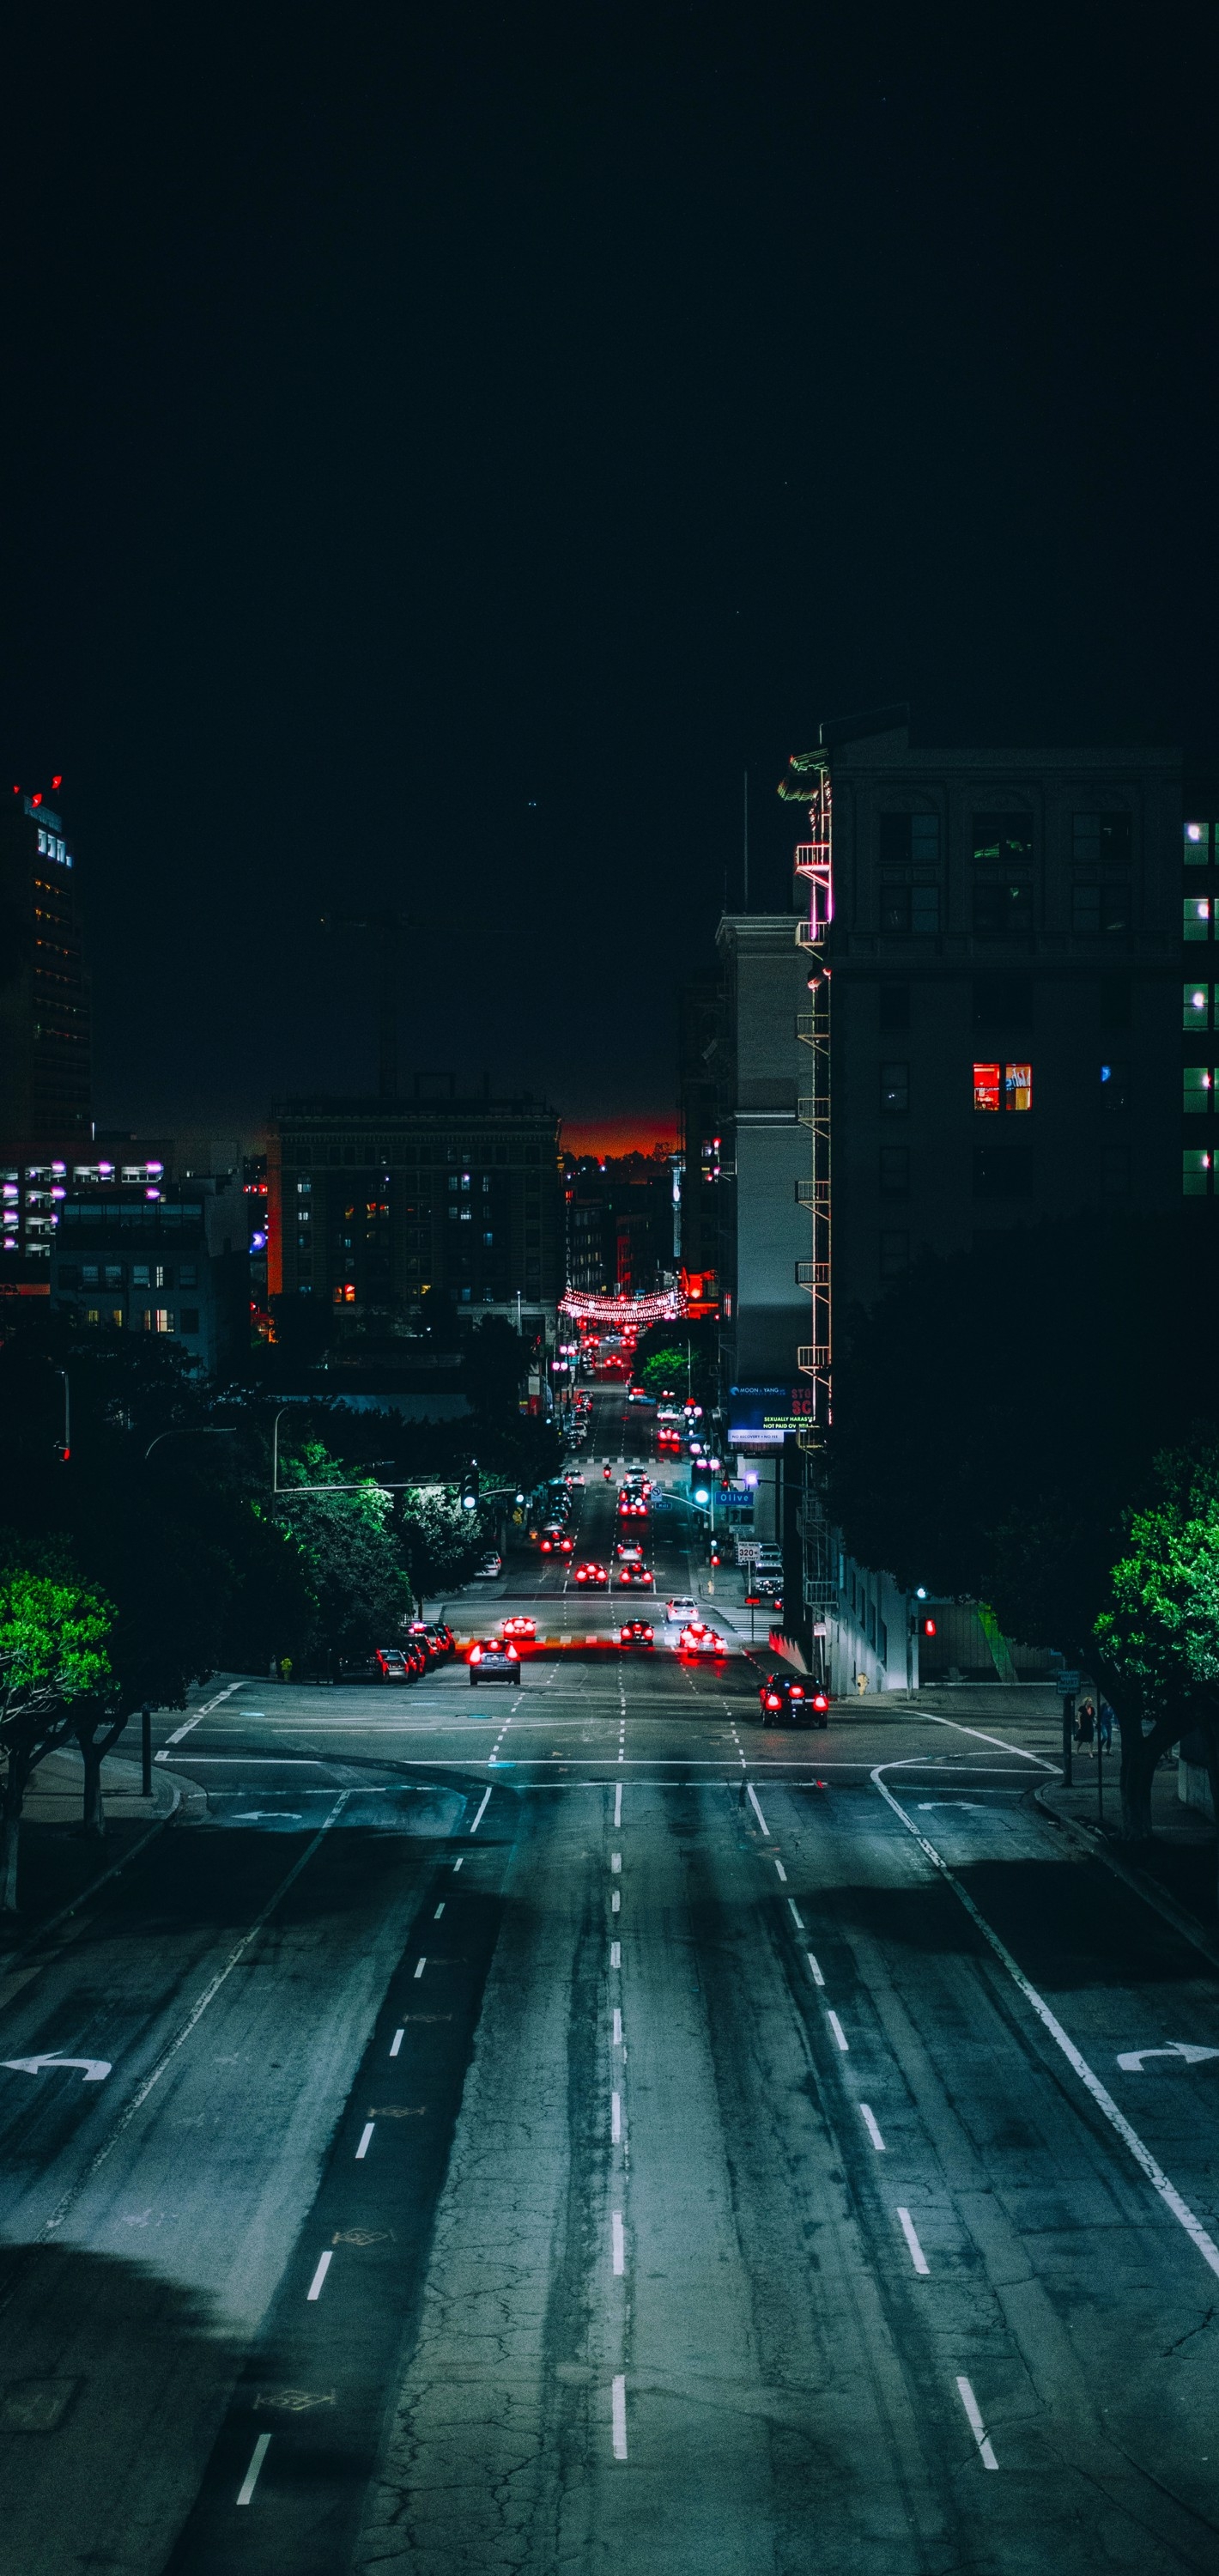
{"left": 276, "top": 1442, "right": 413, "bottom": 1664}
{"left": 398, "top": 1488, "right": 488, "bottom": 1599}
{"left": 640, "top": 1346, "right": 688, "bottom": 1395}
{"left": 1095, "top": 1444, "right": 1219, "bottom": 1854}
{"left": 0, "top": 1568, "right": 114, "bottom": 1911}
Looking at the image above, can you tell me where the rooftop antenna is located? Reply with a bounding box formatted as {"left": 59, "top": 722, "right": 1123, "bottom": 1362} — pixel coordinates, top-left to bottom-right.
{"left": 743, "top": 769, "right": 749, "bottom": 910}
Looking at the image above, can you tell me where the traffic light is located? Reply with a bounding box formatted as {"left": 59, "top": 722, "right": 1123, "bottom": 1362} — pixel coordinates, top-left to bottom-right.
{"left": 460, "top": 1461, "right": 480, "bottom": 1513}
{"left": 922, "top": 1615, "right": 937, "bottom": 1637}
{"left": 54, "top": 1443, "right": 70, "bottom": 1464}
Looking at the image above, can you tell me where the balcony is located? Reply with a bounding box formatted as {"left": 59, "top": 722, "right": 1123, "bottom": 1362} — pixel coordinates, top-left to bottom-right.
{"left": 797, "top": 1343, "right": 830, "bottom": 1376}
{"left": 793, "top": 840, "right": 831, "bottom": 876}
{"left": 796, "top": 1261, "right": 830, "bottom": 1291}
{"left": 795, "top": 920, "right": 827, "bottom": 951}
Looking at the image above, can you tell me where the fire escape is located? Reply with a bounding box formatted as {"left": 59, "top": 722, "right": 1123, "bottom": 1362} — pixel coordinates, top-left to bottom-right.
{"left": 783, "top": 751, "right": 835, "bottom": 1646}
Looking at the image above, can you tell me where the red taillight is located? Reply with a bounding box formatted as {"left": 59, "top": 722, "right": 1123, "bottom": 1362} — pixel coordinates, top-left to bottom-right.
{"left": 813, "top": 1692, "right": 828, "bottom": 1711}
{"left": 506, "top": 1643, "right": 519, "bottom": 1659}
{"left": 791, "top": 1688, "right": 804, "bottom": 1699}
{"left": 470, "top": 1646, "right": 482, "bottom": 1663}
{"left": 765, "top": 1695, "right": 780, "bottom": 1709}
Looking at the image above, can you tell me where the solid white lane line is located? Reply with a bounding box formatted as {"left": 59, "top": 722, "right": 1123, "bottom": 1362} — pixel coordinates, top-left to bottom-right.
{"left": 470, "top": 1787, "right": 493, "bottom": 1831}
{"left": 611, "top": 2211, "right": 625, "bottom": 2275}
{"left": 805, "top": 1951, "right": 824, "bottom": 1985}
{"left": 611, "top": 1851, "right": 622, "bottom": 1873}
{"left": 787, "top": 1899, "right": 804, "bottom": 1929}
{"left": 613, "top": 2008, "right": 622, "bottom": 2046}
{"left": 956, "top": 2376, "right": 998, "bottom": 2468}
{"left": 390, "top": 2028, "right": 403, "bottom": 2057}
{"left": 306, "top": 2250, "right": 332, "bottom": 2301}
{"left": 612, "top": 2374, "right": 628, "bottom": 2459}
{"left": 356, "top": 2122, "right": 374, "bottom": 2158}
{"left": 413, "top": 1957, "right": 426, "bottom": 1979}
{"left": 434, "top": 1901, "right": 445, "bottom": 1919}
{"left": 827, "top": 2010, "right": 849, "bottom": 2051}
{"left": 611, "top": 2091, "right": 622, "bottom": 2142}
{"left": 897, "top": 2208, "right": 930, "bottom": 2274}
{"left": 610, "top": 1941, "right": 621, "bottom": 1967}
{"left": 236, "top": 2432, "right": 271, "bottom": 2505}
{"left": 859, "top": 2105, "right": 886, "bottom": 2150}
{"left": 773, "top": 1857, "right": 787, "bottom": 1880}
{"left": 614, "top": 1782, "right": 622, "bottom": 1826}
{"left": 166, "top": 1680, "right": 243, "bottom": 1747}
{"left": 38, "top": 1794, "right": 351, "bottom": 2242}
{"left": 746, "top": 1783, "right": 770, "bottom": 1836}
{"left": 873, "top": 1767, "right": 1219, "bottom": 2285}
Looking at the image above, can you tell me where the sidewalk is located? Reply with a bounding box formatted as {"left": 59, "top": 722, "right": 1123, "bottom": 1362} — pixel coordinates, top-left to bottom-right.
{"left": 1039, "top": 1755, "right": 1219, "bottom": 1957}
{"left": 23, "top": 1743, "right": 205, "bottom": 1830}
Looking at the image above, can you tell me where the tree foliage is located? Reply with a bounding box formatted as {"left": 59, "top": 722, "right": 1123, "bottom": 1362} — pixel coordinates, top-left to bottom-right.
{"left": 0, "top": 1562, "right": 115, "bottom": 1909}
{"left": 1093, "top": 1443, "right": 1219, "bottom": 1846}
{"left": 276, "top": 1442, "right": 412, "bottom": 1664}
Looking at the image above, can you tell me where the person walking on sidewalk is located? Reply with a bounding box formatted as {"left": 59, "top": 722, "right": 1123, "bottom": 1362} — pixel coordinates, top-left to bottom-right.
{"left": 1075, "top": 1696, "right": 1095, "bottom": 1755}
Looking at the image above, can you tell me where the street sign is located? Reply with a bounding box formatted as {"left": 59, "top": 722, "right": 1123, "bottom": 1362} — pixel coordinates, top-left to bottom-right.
{"left": 1054, "top": 1670, "right": 1081, "bottom": 1693}
{"left": 737, "top": 1541, "right": 761, "bottom": 1564}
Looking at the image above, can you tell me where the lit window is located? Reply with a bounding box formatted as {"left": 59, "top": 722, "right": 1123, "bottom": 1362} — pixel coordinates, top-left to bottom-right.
{"left": 1004, "top": 1063, "right": 1032, "bottom": 1112}
{"left": 1183, "top": 1149, "right": 1210, "bottom": 1197}
{"left": 1185, "top": 820, "right": 1209, "bottom": 864}
{"left": 1184, "top": 897, "right": 1211, "bottom": 942}
{"left": 37, "top": 829, "right": 46, "bottom": 854}
{"left": 461, "top": 1173, "right": 470, "bottom": 1191}
{"left": 1184, "top": 984, "right": 1211, "bottom": 1030}
{"left": 973, "top": 1061, "right": 1001, "bottom": 1112}
{"left": 155, "top": 1309, "right": 173, "bottom": 1333}
{"left": 1184, "top": 1067, "right": 1212, "bottom": 1113}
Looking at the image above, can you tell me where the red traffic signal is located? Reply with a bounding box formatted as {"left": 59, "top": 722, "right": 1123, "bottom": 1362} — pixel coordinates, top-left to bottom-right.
{"left": 922, "top": 1615, "right": 936, "bottom": 1637}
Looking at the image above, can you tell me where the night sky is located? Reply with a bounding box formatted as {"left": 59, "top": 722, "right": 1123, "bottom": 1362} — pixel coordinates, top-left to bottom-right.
{"left": 3, "top": 6, "right": 1215, "bottom": 1152}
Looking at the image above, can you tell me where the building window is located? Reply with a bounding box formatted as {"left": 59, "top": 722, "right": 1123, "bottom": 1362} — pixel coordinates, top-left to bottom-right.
{"left": 1184, "top": 983, "right": 1212, "bottom": 1032}
{"left": 180, "top": 1309, "right": 200, "bottom": 1334}
{"left": 155, "top": 1309, "right": 173, "bottom": 1334}
{"left": 1184, "top": 1149, "right": 1211, "bottom": 1196}
{"left": 1101, "top": 1145, "right": 1130, "bottom": 1197}
{"left": 880, "top": 1061, "right": 909, "bottom": 1115}
{"left": 878, "top": 1619, "right": 888, "bottom": 1667}
{"left": 973, "top": 975, "right": 1032, "bottom": 1030}
{"left": 880, "top": 1230, "right": 909, "bottom": 1279}
{"left": 179, "top": 1264, "right": 197, "bottom": 1288}
{"left": 879, "top": 814, "right": 941, "bottom": 866}
{"left": 1074, "top": 812, "right": 1131, "bottom": 868}
{"left": 878, "top": 981, "right": 909, "bottom": 1032}
{"left": 973, "top": 1133, "right": 1033, "bottom": 1197}
{"left": 133, "top": 1264, "right": 150, "bottom": 1288}
{"left": 1185, "top": 896, "right": 1212, "bottom": 943}
{"left": 1100, "top": 1062, "right": 1129, "bottom": 1109}
{"left": 1074, "top": 883, "right": 1133, "bottom": 936}
{"left": 1185, "top": 820, "right": 1210, "bottom": 865}
{"left": 973, "top": 1060, "right": 1032, "bottom": 1112}
{"left": 973, "top": 881, "right": 1034, "bottom": 934}
{"left": 973, "top": 813, "right": 1034, "bottom": 866}
{"left": 879, "top": 1146, "right": 909, "bottom": 1196}
{"left": 879, "top": 882, "right": 940, "bottom": 935}
{"left": 85, "top": 1307, "right": 100, "bottom": 1326}
{"left": 1184, "top": 1067, "right": 1213, "bottom": 1113}
{"left": 82, "top": 1263, "right": 99, "bottom": 1286}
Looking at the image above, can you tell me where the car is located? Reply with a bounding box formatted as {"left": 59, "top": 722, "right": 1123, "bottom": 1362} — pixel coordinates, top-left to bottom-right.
{"left": 574, "top": 1561, "right": 609, "bottom": 1586}
{"left": 538, "top": 1526, "right": 565, "bottom": 1552}
{"left": 616, "top": 1541, "right": 643, "bottom": 1563}
{"left": 664, "top": 1596, "right": 699, "bottom": 1624}
{"left": 500, "top": 1613, "right": 537, "bottom": 1640}
{"left": 618, "top": 1563, "right": 654, "bottom": 1587}
{"left": 473, "top": 1551, "right": 502, "bottom": 1578}
{"left": 759, "top": 1672, "right": 829, "bottom": 1726}
{"left": 677, "top": 1622, "right": 725, "bottom": 1656}
{"left": 619, "top": 1619, "right": 655, "bottom": 1646}
{"left": 469, "top": 1637, "right": 522, "bottom": 1686}
{"left": 563, "top": 1471, "right": 585, "bottom": 1486}
{"left": 374, "top": 1647, "right": 414, "bottom": 1682}
{"left": 430, "top": 1621, "right": 456, "bottom": 1656}
{"left": 407, "top": 1620, "right": 449, "bottom": 1662}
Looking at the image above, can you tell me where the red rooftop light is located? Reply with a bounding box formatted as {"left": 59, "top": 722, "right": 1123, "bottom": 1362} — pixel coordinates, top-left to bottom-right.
{"left": 51, "top": 775, "right": 63, "bottom": 789}
{"left": 31, "top": 793, "right": 42, "bottom": 807}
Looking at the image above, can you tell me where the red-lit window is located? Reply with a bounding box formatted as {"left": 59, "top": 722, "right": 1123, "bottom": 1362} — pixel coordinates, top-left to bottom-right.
{"left": 973, "top": 1061, "right": 1032, "bottom": 1112}
{"left": 973, "top": 1062, "right": 1000, "bottom": 1112}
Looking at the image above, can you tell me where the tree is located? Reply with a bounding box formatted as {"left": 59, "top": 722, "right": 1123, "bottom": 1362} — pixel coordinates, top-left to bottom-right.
{"left": 398, "top": 1488, "right": 488, "bottom": 1598}
{"left": 0, "top": 1568, "right": 114, "bottom": 1911}
{"left": 1094, "top": 1444, "right": 1219, "bottom": 1860}
{"left": 276, "top": 1442, "right": 413, "bottom": 1664}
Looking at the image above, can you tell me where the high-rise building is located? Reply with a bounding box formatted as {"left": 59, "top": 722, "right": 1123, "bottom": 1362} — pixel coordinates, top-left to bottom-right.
{"left": 0, "top": 788, "right": 90, "bottom": 1147}
{"left": 564, "top": 1154, "right": 674, "bottom": 1298}
{"left": 268, "top": 1087, "right": 563, "bottom": 1323}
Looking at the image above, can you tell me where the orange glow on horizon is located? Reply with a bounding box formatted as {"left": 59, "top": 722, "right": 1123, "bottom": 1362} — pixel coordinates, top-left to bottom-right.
{"left": 564, "top": 1119, "right": 677, "bottom": 1160}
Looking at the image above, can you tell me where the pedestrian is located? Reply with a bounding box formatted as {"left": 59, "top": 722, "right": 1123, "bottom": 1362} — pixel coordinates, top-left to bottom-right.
{"left": 1098, "top": 1698, "right": 1113, "bottom": 1751}
{"left": 856, "top": 1669, "right": 869, "bottom": 1698}
{"left": 279, "top": 1655, "right": 293, "bottom": 1686}
{"left": 1076, "top": 1696, "right": 1095, "bottom": 1755}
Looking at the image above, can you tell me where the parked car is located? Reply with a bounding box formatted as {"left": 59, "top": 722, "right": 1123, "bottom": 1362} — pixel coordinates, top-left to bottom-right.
{"left": 473, "top": 1551, "right": 503, "bottom": 1578}
{"left": 407, "top": 1621, "right": 446, "bottom": 1663}
{"left": 374, "top": 1647, "right": 415, "bottom": 1683}
{"left": 468, "top": 1637, "right": 522, "bottom": 1686}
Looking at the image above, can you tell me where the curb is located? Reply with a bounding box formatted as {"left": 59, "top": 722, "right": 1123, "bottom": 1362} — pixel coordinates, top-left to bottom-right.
{"left": 4, "top": 1781, "right": 183, "bottom": 1968}
{"left": 1034, "top": 1783, "right": 1219, "bottom": 1974}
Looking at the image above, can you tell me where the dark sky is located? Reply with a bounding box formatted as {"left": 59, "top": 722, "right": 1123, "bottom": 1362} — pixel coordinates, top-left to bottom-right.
{"left": 3, "top": 4, "right": 1216, "bottom": 1146}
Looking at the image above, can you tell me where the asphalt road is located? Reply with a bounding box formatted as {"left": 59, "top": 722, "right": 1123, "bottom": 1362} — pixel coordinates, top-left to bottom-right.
{"left": 3, "top": 1388, "right": 1219, "bottom": 2573}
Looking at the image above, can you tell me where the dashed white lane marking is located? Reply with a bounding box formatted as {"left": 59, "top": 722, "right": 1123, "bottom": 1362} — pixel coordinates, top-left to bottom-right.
{"left": 166, "top": 1680, "right": 244, "bottom": 1747}
{"left": 452, "top": 1856, "right": 464, "bottom": 1871}
{"left": 236, "top": 2432, "right": 271, "bottom": 2505}
{"left": 806, "top": 1952, "right": 824, "bottom": 1986}
{"left": 434, "top": 1901, "right": 445, "bottom": 1919}
{"left": 897, "top": 2208, "right": 930, "bottom": 2274}
{"left": 827, "top": 2010, "right": 849, "bottom": 2052}
{"left": 612, "top": 1892, "right": 621, "bottom": 1913}
{"left": 859, "top": 2105, "right": 885, "bottom": 2150}
{"left": 610, "top": 1941, "right": 621, "bottom": 1967}
{"left": 773, "top": 1857, "right": 787, "bottom": 1880}
{"left": 955, "top": 2376, "right": 998, "bottom": 2468}
{"left": 356, "top": 2122, "right": 374, "bottom": 2160}
{"left": 413, "top": 1957, "right": 427, "bottom": 1980}
{"left": 615, "top": 1782, "right": 622, "bottom": 1826}
{"left": 611, "top": 1851, "right": 622, "bottom": 1873}
{"left": 787, "top": 1899, "right": 804, "bottom": 1929}
{"left": 306, "top": 2250, "right": 332, "bottom": 2300}
{"left": 470, "top": 1787, "right": 493, "bottom": 1832}
{"left": 390, "top": 2028, "right": 403, "bottom": 2058}
{"left": 612, "top": 2008, "right": 622, "bottom": 2046}
{"left": 874, "top": 1766, "right": 1219, "bottom": 2285}
{"left": 611, "top": 2210, "right": 625, "bottom": 2274}
{"left": 612, "top": 2373, "right": 628, "bottom": 2459}
{"left": 611, "top": 2092, "right": 622, "bottom": 2143}
{"left": 746, "top": 1784, "right": 770, "bottom": 1837}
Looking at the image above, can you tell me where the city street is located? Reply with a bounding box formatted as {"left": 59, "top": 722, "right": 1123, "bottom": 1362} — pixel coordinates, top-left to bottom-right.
{"left": 2, "top": 1399, "right": 1218, "bottom": 2574}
